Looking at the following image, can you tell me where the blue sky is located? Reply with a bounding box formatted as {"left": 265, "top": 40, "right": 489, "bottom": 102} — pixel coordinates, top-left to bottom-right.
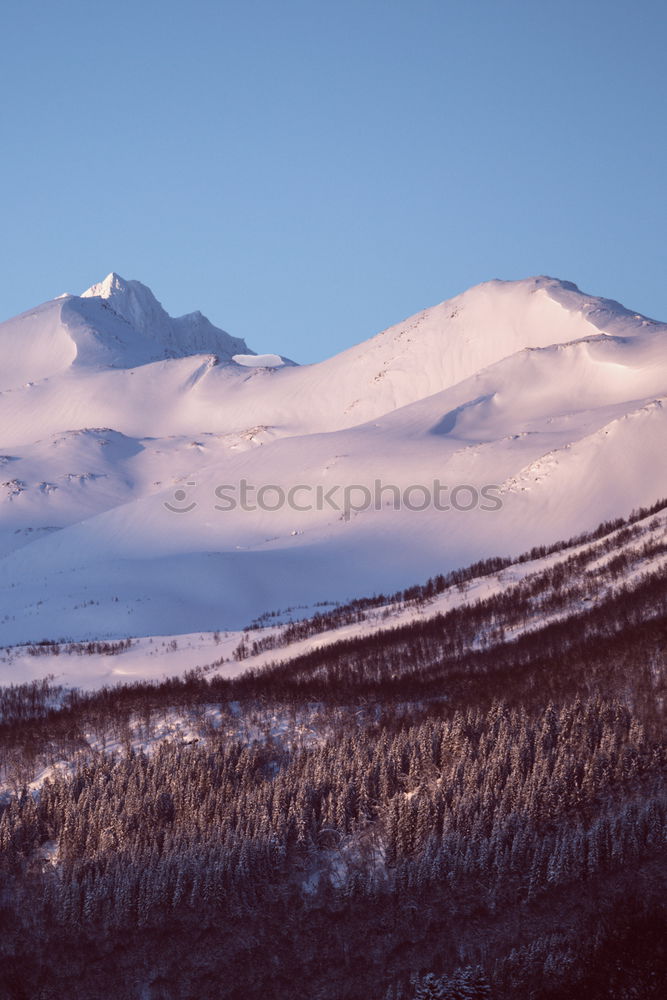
{"left": 1, "top": 0, "right": 665, "bottom": 362}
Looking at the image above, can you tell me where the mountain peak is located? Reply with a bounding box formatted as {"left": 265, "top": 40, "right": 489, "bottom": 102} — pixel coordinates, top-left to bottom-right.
{"left": 446, "top": 275, "right": 659, "bottom": 341}
{"left": 80, "top": 273, "right": 168, "bottom": 337}
{"left": 81, "top": 272, "right": 130, "bottom": 299}
{"left": 54, "top": 272, "right": 263, "bottom": 368}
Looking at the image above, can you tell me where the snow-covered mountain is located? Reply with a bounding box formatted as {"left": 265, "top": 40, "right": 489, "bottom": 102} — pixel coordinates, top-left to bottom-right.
{"left": 0, "top": 272, "right": 665, "bottom": 644}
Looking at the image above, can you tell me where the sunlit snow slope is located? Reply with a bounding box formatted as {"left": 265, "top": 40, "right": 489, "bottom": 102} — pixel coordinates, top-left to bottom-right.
{"left": 0, "top": 273, "right": 665, "bottom": 643}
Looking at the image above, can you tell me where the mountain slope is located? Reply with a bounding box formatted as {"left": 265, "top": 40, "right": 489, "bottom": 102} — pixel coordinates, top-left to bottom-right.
{"left": 2, "top": 498, "right": 664, "bottom": 689}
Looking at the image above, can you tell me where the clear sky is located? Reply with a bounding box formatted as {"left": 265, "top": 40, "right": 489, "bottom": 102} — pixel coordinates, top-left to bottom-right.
{"left": 1, "top": 0, "right": 665, "bottom": 362}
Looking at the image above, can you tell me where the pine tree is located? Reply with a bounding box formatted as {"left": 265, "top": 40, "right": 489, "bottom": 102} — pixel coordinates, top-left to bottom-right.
{"left": 414, "top": 972, "right": 447, "bottom": 999}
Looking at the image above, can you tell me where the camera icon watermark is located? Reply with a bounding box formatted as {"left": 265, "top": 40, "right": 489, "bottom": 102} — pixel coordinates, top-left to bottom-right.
{"left": 164, "top": 481, "right": 198, "bottom": 513}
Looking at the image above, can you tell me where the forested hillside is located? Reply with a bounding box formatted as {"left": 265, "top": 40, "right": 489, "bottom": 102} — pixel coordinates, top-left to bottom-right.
{"left": 0, "top": 505, "right": 665, "bottom": 999}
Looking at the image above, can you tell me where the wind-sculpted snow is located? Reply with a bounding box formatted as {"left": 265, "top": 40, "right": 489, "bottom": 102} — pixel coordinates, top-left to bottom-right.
{"left": 0, "top": 273, "right": 665, "bottom": 645}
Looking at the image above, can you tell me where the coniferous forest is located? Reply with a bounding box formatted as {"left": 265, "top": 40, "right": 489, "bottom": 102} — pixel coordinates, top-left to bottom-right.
{"left": 0, "top": 507, "right": 665, "bottom": 999}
